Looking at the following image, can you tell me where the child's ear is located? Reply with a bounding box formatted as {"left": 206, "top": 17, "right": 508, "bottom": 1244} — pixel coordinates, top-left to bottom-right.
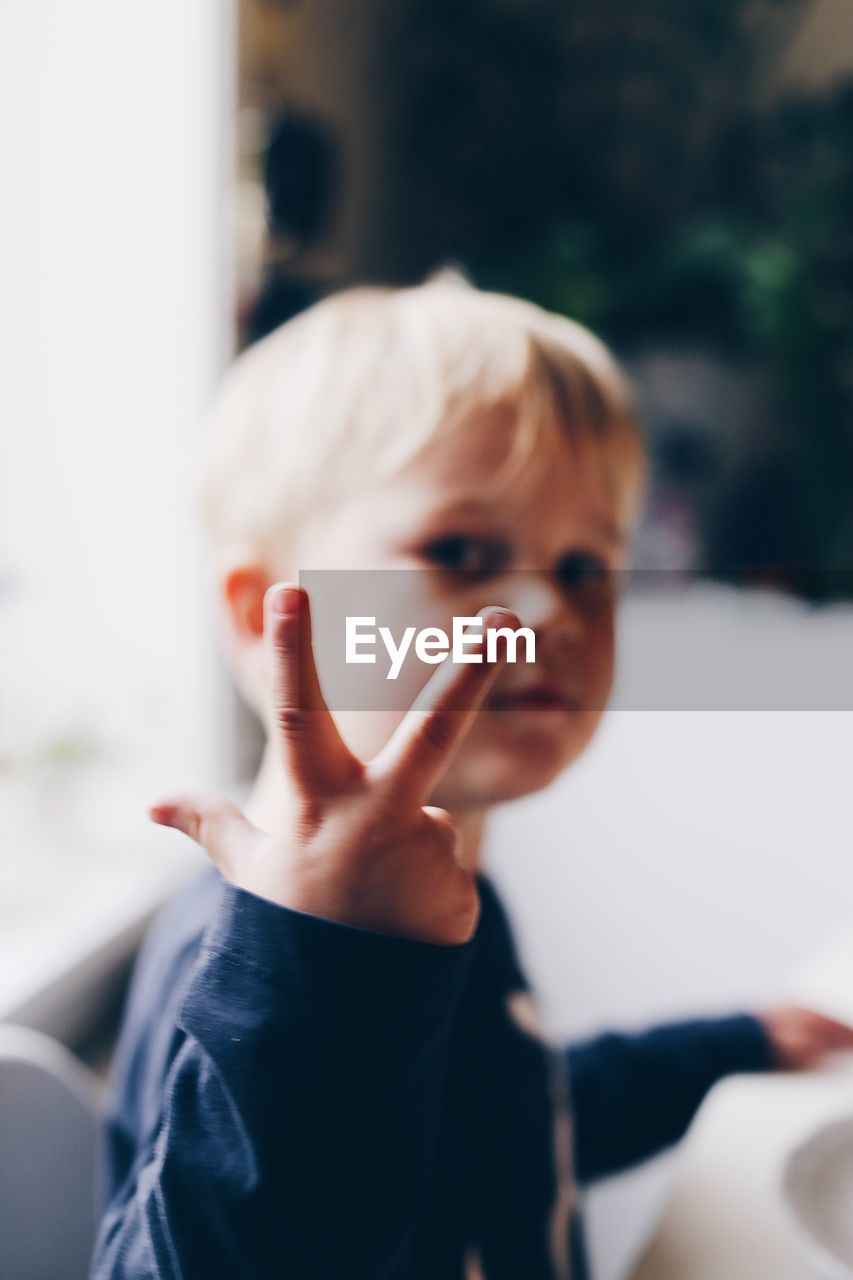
{"left": 220, "top": 560, "right": 270, "bottom": 643}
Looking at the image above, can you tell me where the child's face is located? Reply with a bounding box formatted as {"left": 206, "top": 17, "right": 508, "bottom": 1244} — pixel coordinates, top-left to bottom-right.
{"left": 273, "top": 411, "right": 632, "bottom": 812}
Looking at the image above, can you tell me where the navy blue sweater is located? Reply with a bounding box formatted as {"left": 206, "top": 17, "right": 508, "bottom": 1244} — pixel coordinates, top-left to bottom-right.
{"left": 91, "top": 868, "right": 774, "bottom": 1279}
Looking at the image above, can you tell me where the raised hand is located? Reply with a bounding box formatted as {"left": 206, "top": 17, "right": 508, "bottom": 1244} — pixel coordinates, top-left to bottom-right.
{"left": 149, "top": 584, "right": 518, "bottom": 945}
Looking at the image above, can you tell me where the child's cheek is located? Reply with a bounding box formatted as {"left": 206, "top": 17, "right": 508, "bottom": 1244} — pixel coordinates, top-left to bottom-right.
{"left": 584, "top": 606, "right": 616, "bottom": 704}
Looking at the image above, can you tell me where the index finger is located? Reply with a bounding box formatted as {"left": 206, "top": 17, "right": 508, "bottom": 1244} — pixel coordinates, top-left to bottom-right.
{"left": 371, "top": 607, "right": 520, "bottom": 804}
{"left": 267, "top": 583, "right": 359, "bottom": 795}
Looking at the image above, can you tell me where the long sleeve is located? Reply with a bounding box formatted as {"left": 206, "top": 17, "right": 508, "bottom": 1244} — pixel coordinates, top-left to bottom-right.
{"left": 565, "top": 1014, "right": 776, "bottom": 1184}
{"left": 91, "top": 881, "right": 474, "bottom": 1280}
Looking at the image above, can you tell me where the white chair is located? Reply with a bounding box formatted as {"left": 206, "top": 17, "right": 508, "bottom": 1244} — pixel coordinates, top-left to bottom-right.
{"left": 0, "top": 1024, "right": 99, "bottom": 1280}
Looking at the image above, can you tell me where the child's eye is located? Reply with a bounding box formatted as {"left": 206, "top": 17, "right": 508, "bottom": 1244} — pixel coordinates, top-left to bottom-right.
{"left": 555, "top": 551, "right": 615, "bottom": 596}
{"left": 419, "top": 534, "right": 510, "bottom": 577}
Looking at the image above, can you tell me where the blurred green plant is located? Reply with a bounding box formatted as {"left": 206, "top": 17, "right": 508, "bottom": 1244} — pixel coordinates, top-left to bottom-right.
{"left": 0, "top": 722, "right": 110, "bottom": 776}
{"left": 381, "top": 0, "right": 853, "bottom": 594}
{"left": 479, "top": 84, "right": 853, "bottom": 593}
{"left": 35, "top": 728, "right": 108, "bottom": 771}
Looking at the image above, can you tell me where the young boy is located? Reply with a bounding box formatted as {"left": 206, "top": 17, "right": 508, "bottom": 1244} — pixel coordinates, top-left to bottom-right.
{"left": 92, "top": 279, "right": 853, "bottom": 1279}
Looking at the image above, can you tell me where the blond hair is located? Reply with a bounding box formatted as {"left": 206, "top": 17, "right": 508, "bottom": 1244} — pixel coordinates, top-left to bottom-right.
{"left": 195, "top": 276, "right": 645, "bottom": 566}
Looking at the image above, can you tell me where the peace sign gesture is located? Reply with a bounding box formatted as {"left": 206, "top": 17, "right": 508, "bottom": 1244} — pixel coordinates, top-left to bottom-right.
{"left": 150, "top": 584, "right": 518, "bottom": 945}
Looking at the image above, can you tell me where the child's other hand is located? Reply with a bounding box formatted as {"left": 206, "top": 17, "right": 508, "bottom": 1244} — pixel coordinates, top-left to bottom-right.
{"left": 149, "top": 584, "right": 517, "bottom": 946}
{"left": 760, "top": 1005, "right": 853, "bottom": 1069}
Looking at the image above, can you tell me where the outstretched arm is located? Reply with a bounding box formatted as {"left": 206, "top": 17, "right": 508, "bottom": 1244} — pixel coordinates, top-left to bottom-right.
{"left": 566, "top": 1014, "right": 774, "bottom": 1184}
{"left": 566, "top": 1005, "right": 853, "bottom": 1185}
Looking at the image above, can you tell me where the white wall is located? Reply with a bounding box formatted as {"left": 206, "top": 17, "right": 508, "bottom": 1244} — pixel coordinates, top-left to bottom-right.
{"left": 489, "top": 594, "right": 853, "bottom": 1037}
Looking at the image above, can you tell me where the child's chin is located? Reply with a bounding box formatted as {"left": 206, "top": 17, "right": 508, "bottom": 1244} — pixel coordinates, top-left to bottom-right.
{"left": 489, "top": 714, "right": 597, "bottom": 774}
{"left": 460, "top": 743, "right": 576, "bottom": 807}
{"left": 433, "top": 714, "right": 600, "bottom": 809}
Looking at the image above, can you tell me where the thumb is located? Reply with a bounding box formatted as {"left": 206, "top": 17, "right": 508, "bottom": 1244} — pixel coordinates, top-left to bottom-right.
{"left": 149, "top": 791, "right": 264, "bottom": 877}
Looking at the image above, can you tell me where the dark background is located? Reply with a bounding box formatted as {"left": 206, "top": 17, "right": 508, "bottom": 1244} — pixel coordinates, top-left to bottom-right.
{"left": 236, "top": 0, "right": 853, "bottom": 600}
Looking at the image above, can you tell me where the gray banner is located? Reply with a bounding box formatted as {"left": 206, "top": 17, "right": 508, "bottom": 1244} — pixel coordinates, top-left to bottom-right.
{"left": 298, "top": 570, "right": 853, "bottom": 711}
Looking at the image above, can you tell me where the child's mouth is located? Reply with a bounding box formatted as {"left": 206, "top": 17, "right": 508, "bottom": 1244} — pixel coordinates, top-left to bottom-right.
{"left": 487, "top": 683, "right": 581, "bottom": 713}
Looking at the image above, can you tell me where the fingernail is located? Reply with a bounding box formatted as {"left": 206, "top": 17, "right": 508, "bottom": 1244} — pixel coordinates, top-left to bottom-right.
{"left": 271, "top": 584, "right": 300, "bottom": 617}
{"left": 486, "top": 607, "right": 517, "bottom": 628}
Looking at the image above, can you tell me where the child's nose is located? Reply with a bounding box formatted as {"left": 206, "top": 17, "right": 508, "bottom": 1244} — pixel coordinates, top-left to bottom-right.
{"left": 501, "top": 573, "right": 583, "bottom": 639}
